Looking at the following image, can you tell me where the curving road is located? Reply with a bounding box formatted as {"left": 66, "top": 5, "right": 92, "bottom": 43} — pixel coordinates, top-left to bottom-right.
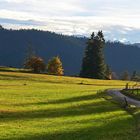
{"left": 107, "top": 89, "right": 140, "bottom": 107}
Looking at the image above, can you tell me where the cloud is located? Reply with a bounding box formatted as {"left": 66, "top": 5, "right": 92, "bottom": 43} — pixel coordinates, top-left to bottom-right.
{"left": 0, "top": 18, "right": 44, "bottom": 26}
{"left": 1, "top": 0, "right": 140, "bottom": 42}
{"left": 119, "top": 38, "right": 128, "bottom": 43}
{"left": 2, "top": 16, "right": 140, "bottom": 43}
{"left": 4, "top": 0, "right": 25, "bottom": 3}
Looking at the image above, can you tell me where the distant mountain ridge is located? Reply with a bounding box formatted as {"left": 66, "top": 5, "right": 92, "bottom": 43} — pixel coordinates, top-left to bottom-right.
{"left": 0, "top": 28, "right": 140, "bottom": 75}
{"left": 133, "top": 43, "right": 140, "bottom": 48}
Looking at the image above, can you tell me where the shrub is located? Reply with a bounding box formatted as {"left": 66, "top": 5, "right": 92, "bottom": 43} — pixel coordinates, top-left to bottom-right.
{"left": 47, "top": 56, "right": 64, "bottom": 76}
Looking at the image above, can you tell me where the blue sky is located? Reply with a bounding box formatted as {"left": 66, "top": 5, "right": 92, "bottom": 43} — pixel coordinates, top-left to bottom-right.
{"left": 1, "top": 0, "right": 140, "bottom": 43}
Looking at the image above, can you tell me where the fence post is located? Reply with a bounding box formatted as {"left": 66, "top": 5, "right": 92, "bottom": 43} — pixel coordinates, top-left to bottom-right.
{"left": 124, "top": 97, "right": 128, "bottom": 107}
{"left": 125, "top": 83, "right": 129, "bottom": 90}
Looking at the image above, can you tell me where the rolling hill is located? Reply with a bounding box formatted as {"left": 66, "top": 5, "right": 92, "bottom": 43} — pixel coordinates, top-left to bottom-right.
{"left": 0, "top": 70, "right": 139, "bottom": 140}
{"left": 0, "top": 28, "right": 140, "bottom": 75}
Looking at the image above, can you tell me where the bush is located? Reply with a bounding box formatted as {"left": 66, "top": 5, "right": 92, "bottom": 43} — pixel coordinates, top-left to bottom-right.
{"left": 24, "top": 56, "right": 46, "bottom": 73}
{"left": 47, "top": 56, "right": 64, "bottom": 76}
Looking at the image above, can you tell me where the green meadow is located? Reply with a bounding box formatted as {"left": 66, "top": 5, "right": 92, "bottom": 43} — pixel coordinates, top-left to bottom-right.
{"left": 122, "top": 89, "right": 140, "bottom": 100}
{"left": 0, "top": 71, "right": 140, "bottom": 140}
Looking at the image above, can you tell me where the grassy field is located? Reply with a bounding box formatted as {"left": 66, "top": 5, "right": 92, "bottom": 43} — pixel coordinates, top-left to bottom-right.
{"left": 122, "top": 89, "right": 140, "bottom": 100}
{"left": 0, "top": 71, "right": 140, "bottom": 140}
{"left": 0, "top": 66, "right": 31, "bottom": 73}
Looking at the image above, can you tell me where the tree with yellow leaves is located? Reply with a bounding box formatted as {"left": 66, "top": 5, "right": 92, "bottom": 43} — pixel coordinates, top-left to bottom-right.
{"left": 47, "top": 56, "right": 64, "bottom": 76}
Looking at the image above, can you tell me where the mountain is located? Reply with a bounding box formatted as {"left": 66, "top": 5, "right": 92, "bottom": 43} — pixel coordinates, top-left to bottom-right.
{"left": 133, "top": 43, "right": 140, "bottom": 48}
{"left": 0, "top": 28, "right": 140, "bottom": 75}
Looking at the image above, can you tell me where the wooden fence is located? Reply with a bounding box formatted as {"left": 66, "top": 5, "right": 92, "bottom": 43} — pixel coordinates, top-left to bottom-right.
{"left": 125, "top": 82, "right": 140, "bottom": 95}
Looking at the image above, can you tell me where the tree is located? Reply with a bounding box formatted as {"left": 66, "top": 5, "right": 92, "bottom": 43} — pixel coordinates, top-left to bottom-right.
{"left": 24, "top": 56, "right": 46, "bottom": 73}
{"left": 24, "top": 42, "right": 45, "bottom": 73}
{"left": 47, "top": 56, "right": 64, "bottom": 76}
{"left": 121, "top": 71, "right": 130, "bottom": 81}
{"left": 0, "top": 25, "right": 4, "bottom": 30}
{"left": 80, "top": 31, "right": 106, "bottom": 79}
{"left": 24, "top": 42, "right": 36, "bottom": 63}
{"left": 131, "top": 71, "right": 139, "bottom": 81}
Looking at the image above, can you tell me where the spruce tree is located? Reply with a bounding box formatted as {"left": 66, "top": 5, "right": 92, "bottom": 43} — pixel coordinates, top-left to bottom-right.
{"left": 80, "top": 31, "right": 106, "bottom": 79}
{"left": 0, "top": 25, "right": 4, "bottom": 30}
{"left": 24, "top": 42, "right": 36, "bottom": 68}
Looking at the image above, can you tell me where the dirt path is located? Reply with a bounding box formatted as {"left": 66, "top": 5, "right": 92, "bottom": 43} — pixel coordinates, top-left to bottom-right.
{"left": 107, "top": 89, "right": 140, "bottom": 107}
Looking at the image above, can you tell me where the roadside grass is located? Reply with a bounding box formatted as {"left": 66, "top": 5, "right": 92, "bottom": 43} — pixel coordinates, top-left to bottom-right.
{"left": 0, "top": 71, "right": 139, "bottom": 140}
{"left": 122, "top": 89, "right": 140, "bottom": 101}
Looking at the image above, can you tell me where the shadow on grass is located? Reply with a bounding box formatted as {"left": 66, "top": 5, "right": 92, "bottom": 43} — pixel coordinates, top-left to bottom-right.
{"left": 1, "top": 91, "right": 139, "bottom": 140}
{"left": 0, "top": 73, "right": 79, "bottom": 85}
{"left": 0, "top": 74, "right": 30, "bottom": 80}
{"left": 0, "top": 99, "right": 118, "bottom": 122}
{"left": 5, "top": 115, "right": 137, "bottom": 140}
{"left": 0, "top": 73, "right": 81, "bottom": 85}
{"left": 14, "top": 93, "right": 101, "bottom": 107}
{"left": 125, "top": 107, "right": 140, "bottom": 133}
{"left": 78, "top": 82, "right": 125, "bottom": 87}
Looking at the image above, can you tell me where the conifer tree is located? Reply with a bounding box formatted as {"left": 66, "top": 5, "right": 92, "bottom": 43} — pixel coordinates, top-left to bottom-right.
{"left": 131, "top": 71, "right": 139, "bottom": 81}
{"left": 80, "top": 31, "right": 106, "bottom": 79}
{"left": 0, "top": 25, "right": 4, "bottom": 30}
{"left": 24, "top": 42, "right": 36, "bottom": 66}
{"left": 47, "top": 56, "right": 64, "bottom": 76}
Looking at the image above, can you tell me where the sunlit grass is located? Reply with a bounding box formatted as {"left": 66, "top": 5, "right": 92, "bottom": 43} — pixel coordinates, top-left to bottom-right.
{"left": 0, "top": 71, "right": 139, "bottom": 140}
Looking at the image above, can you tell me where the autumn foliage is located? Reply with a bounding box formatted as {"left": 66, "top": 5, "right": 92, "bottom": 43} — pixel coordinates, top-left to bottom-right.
{"left": 47, "top": 56, "right": 64, "bottom": 76}
{"left": 24, "top": 56, "right": 46, "bottom": 73}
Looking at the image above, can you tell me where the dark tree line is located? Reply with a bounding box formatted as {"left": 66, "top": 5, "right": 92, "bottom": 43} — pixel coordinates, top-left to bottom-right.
{"left": 0, "top": 25, "right": 140, "bottom": 77}
{"left": 24, "top": 43, "right": 64, "bottom": 75}
{"left": 24, "top": 54, "right": 64, "bottom": 75}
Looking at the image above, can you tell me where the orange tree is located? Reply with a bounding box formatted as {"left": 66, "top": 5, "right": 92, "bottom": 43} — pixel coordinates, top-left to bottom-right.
{"left": 47, "top": 56, "right": 64, "bottom": 76}
{"left": 24, "top": 56, "right": 46, "bottom": 73}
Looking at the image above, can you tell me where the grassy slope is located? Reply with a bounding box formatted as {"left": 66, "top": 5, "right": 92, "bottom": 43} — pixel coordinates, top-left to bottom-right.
{"left": 0, "top": 71, "right": 139, "bottom": 140}
{"left": 122, "top": 89, "right": 140, "bottom": 100}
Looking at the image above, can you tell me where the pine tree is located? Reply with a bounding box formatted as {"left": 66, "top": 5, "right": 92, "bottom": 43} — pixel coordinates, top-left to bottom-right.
{"left": 131, "top": 71, "right": 139, "bottom": 81}
{"left": 47, "top": 56, "right": 64, "bottom": 76}
{"left": 24, "top": 42, "right": 36, "bottom": 66}
{"left": 0, "top": 25, "right": 4, "bottom": 30}
{"left": 80, "top": 31, "right": 106, "bottom": 79}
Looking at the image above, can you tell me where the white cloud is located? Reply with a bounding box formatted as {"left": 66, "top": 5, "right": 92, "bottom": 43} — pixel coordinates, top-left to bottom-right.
{"left": 4, "top": 0, "right": 25, "bottom": 3}
{"left": 119, "top": 38, "right": 128, "bottom": 43}
{"left": 1, "top": 0, "right": 140, "bottom": 42}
